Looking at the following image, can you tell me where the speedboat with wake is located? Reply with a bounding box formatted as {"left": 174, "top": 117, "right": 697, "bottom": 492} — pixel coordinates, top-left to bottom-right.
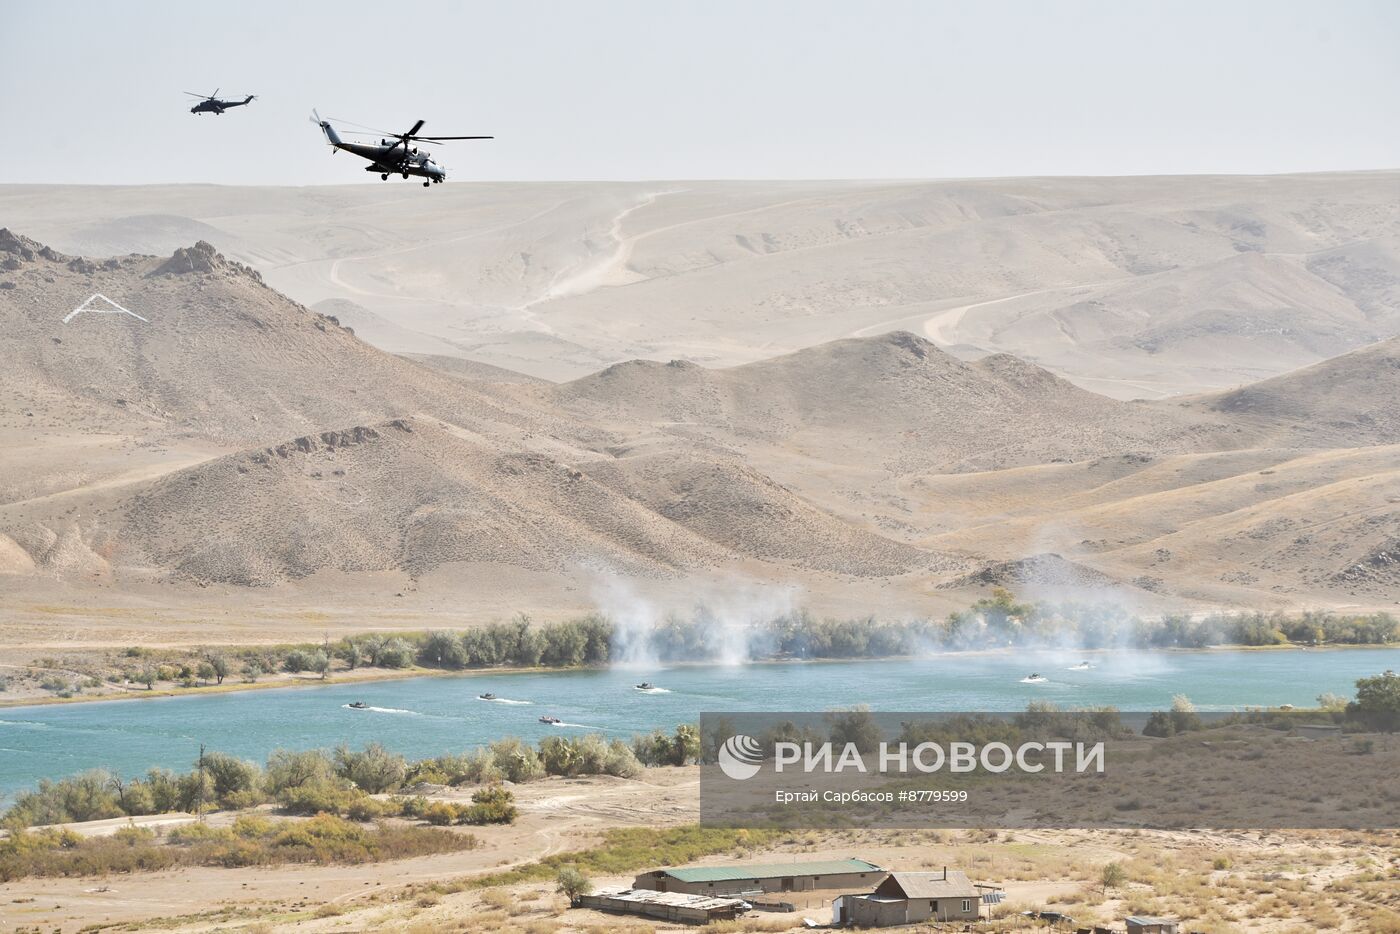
{"left": 1021, "top": 673, "right": 1048, "bottom": 684}
{"left": 538, "top": 715, "right": 562, "bottom": 725}
{"left": 1068, "top": 661, "right": 1093, "bottom": 671}
{"left": 635, "top": 682, "right": 656, "bottom": 691}
{"left": 479, "top": 692, "right": 497, "bottom": 701}
{"left": 347, "top": 701, "right": 368, "bottom": 709}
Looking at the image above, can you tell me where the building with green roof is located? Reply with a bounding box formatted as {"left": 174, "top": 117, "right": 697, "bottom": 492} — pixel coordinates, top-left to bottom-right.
{"left": 633, "top": 858, "right": 884, "bottom": 896}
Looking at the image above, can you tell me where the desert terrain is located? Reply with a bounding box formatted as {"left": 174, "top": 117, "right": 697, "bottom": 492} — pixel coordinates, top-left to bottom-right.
{"left": 4, "top": 174, "right": 1399, "bottom": 395}
{"left": 1, "top": 173, "right": 1398, "bottom": 647}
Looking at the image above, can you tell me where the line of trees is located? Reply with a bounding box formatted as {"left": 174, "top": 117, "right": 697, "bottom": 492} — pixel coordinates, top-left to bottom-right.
{"left": 97, "top": 601, "right": 1395, "bottom": 695}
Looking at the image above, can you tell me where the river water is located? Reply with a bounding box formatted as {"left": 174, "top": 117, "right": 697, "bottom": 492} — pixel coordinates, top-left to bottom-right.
{"left": 2, "top": 647, "right": 1394, "bottom": 797}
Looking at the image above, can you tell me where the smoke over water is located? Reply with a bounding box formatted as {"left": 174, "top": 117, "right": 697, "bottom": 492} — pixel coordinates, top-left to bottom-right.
{"left": 590, "top": 573, "right": 798, "bottom": 667}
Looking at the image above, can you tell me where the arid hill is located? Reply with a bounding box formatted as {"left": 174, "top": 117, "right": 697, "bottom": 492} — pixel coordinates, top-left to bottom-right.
{"left": 0, "top": 230, "right": 1396, "bottom": 633}
{"left": 1192, "top": 335, "right": 1400, "bottom": 447}
{"left": 0, "top": 235, "right": 944, "bottom": 600}
{"left": 5, "top": 174, "right": 1397, "bottom": 397}
{"left": 554, "top": 331, "right": 1237, "bottom": 472}
{"left": 0, "top": 231, "right": 561, "bottom": 447}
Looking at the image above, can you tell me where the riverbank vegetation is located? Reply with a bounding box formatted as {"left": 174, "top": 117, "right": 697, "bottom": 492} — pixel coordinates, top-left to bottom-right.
{"left": 0, "top": 812, "right": 475, "bottom": 882}
{"left": 9, "top": 598, "right": 1395, "bottom": 705}
{"left": 7, "top": 672, "right": 1396, "bottom": 833}
{"left": 1, "top": 730, "right": 647, "bottom": 830}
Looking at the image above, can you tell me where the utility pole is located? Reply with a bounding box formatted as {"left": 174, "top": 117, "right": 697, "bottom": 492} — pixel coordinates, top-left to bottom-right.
{"left": 196, "top": 743, "right": 207, "bottom": 822}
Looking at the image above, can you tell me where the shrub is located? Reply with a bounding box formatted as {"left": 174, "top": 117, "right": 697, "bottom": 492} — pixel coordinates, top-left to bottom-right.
{"left": 200, "top": 752, "right": 262, "bottom": 804}
{"left": 458, "top": 785, "right": 517, "bottom": 825}
{"left": 282, "top": 649, "right": 319, "bottom": 674}
{"left": 278, "top": 780, "right": 355, "bottom": 817}
{"left": 334, "top": 743, "right": 407, "bottom": 794}
{"left": 488, "top": 738, "right": 545, "bottom": 783}
{"left": 345, "top": 795, "right": 387, "bottom": 822}
{"left": 423, "top": 802, "right": 459, "bottom": 826}
{"left": 0, "top": 814, "right": 475, "bottom": 882}
{"left": 265, "top": 749, "right": 336, "bottom": 795}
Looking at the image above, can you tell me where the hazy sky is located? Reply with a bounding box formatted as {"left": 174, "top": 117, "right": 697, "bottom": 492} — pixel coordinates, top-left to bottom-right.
{"left": 2, "top": 0, "right": 1398, "bottom": 185}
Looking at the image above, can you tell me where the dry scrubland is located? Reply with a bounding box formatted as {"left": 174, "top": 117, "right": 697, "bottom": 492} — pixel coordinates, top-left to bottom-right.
{"left": 0, "top": 768, "right": 1396, "bottom": 933}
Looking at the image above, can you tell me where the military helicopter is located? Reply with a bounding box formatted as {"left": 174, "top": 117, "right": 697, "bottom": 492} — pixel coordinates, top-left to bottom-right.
{"left": 313, "top": 112, "right": 492, "bottom": 187}
{"left": 186, "top": 89, "right": 256, "bottom": 115}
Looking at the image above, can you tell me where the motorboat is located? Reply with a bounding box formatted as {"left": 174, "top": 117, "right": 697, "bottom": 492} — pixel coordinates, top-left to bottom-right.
{"left": 539, "top": 715, "right": 562, "bottom": 725}
{"left": 1021, "top": 673, "right": 1048, "bottom": 684}
{"left": 635, "top": 682, "right": 655, "bottom": 690}
{"left": 479, "top": 692, "right": 497, "bottom": 700}
{"left": 347, "top": 701, "right": 368, "bottom": 709}
{"left": 1068, "top": 661, "right": 1093, "bottom": 671}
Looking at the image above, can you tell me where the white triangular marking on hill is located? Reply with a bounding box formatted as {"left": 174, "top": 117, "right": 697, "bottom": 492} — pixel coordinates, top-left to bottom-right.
{"left": 63, "top": 293, "right": 148, "bottom": 324}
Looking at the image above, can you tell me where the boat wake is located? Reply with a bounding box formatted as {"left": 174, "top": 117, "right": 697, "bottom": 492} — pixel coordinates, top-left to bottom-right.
{"left": 478, "top": 697, "right": 532, "bottom": 705}
{"left": 342, "top": 704, "right": 421, "bottom": 715}
{"left": 1019, "top": 677, "right": 1049, "bottom": 684}
{"left": 634, "top": 687, "right": 671, "bottom": 694}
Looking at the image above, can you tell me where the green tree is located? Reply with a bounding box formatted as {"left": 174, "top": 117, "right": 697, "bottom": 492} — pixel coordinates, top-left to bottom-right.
{"left": 419, "top": 631, "right": 468, "bottom": 669}
{"left": 195, "top": 661, "right": 216, "bottom": 685}
{"left": 265, "top": 749, "right": 336, "bottom": 794}
{"left": 826, "top": 706, "right": 882, "bottom": 753}
{"left": 672, "top": 723, "right": 701, "bottom": 765}
{"left": 335, "top": 639, "right": 363, "bottom": 671}
{"left": 200, "top": 752, "right": 261, "bottom": 803}
{"left": 1169, "top": 694, "right": 1203, "bottom": 733}
{"left": 207, "top": 655, "right": 230, "bottom": 685}
{"left": 333, "top": 743, "right": 407, "bottom": 794}
{"left": 1348, "top": 670, "right": 1400, "bottom": 730}
{"left": 556, "top": 865, "right": 592, "bottom": 900}
{"left": 1101, "top": 861, "right": 1127, "bottom": 895}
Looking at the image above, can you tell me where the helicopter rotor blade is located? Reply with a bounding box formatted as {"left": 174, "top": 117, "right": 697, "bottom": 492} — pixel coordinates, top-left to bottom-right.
{"left": 405, "top": 119, "right": 425, "bottom": 137}
{"left": 324, "top": 116, "right": 396, "bottom": 137}
{"left": 408, "top": 135, "right": 493, "bottom": 142}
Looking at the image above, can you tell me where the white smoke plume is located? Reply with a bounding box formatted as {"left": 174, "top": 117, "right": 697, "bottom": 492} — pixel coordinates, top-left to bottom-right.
{"left": 589, "top": 571, "right": 800, "bottom": 667}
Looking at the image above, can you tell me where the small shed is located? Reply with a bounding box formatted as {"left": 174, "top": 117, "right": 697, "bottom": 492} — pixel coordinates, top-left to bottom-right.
{"left": 842, "top": 869, "right": 980, "bottom": 926}
{"left": 574, "top": 887, "right": 748, "bottom": 923}
{"left": 634, "top": 858, "right": 883, "bottom": 896}
{"left": 1126, "top": 916, "right": 1180, "bottom": 934}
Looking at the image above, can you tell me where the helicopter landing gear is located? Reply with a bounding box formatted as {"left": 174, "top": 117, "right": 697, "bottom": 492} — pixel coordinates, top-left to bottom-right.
{"left": 380, "top": 173, "right": 388, "bottom": 180}
{"left": 401, "top": 172, "right": 409, "bottom": 179}
{"left": 422, "top": 181, "right": 430, "bottom": 187}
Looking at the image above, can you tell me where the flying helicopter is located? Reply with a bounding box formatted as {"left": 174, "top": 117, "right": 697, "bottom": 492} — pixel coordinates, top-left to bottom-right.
{"left": 186, "top": 89, "right": 257, "bottom": 115}
{"left": 313, "top": 112, "right": 492, "bottom": 187}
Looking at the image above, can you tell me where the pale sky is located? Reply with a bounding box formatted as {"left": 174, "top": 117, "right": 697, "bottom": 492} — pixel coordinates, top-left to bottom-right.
{"left": 2, "top": 0, "right": 1398, "bottom": 185}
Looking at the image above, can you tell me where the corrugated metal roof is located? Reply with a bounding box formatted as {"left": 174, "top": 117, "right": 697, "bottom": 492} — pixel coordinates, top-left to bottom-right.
{"left": 1127, "top": 917, "right": 1177, "bottom": 925}
{"left": 591, "top": 887, "right": 747, "bottom": 910}
{"left": 661, "top": 858, "right": 882, "bottom": 883}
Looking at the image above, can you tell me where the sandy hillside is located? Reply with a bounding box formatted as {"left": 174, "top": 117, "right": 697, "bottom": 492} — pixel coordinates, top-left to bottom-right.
{"left": 2, "top": 173, "right": 1399, "bottom": 396}
{"left": 1, "top": 185, "right": 1398, "bottom": 642}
